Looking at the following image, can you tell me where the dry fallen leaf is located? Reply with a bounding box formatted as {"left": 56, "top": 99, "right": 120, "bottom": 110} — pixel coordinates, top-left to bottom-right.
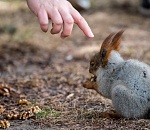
{"left": 6, "top": 110, "right": 19, "bottom": 120}
{"left": 18, "top": 99, "right": 31, "bottom": 106}
{"left": 0, "top": 105, "right": 5, "bottom": 115}
{"left": 19, "top": 106, "right": 41, "bottom": 120}
{"left": 0, "top": 83, "right": 11, "bottom": 97}
{"left": 19, "top": 111, "right": 30, "bottom": 120}
{"left": 29, "top": 106, "right": 41, "bottom": 114}
{"left": 0, "top": 119, "right": 10, "bottom": 129}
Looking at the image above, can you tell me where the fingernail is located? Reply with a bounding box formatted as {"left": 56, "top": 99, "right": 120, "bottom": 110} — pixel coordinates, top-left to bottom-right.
{"left": 88, "top": 31, "right": 94, "bottom": 38}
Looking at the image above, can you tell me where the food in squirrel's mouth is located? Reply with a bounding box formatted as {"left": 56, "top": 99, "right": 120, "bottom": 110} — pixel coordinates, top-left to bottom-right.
{"left": 90, "top": 75, "right": 97, "bottom": 82}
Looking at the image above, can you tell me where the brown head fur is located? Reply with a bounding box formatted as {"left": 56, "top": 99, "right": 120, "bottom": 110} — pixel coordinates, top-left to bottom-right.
{"left": 89, "top": 30, "right": 124, "bottom": 75}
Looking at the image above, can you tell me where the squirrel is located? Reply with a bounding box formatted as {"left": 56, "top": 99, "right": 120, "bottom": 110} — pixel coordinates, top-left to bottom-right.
{"left": 83, "top": 30, "right": 150, "bottom": 119}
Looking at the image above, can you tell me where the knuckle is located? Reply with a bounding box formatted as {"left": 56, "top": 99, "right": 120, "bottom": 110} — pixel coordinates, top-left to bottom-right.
{"left": 65, "top": 18, "right": 74, "bottom": 24}
{"left": 66, "top": 1, "right": 73, "bottom": 7}
{"left": 76, "top": 16, "right": 85, "bottom": 23}
{"left": 54, "top": 20, "right": 63, "bottom": 26}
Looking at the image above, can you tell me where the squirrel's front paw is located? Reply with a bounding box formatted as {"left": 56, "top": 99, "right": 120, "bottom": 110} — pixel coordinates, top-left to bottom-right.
{"left": 82, "top": 76, "right": 103, "bottom": 95}
{"left": 83, "top": 80, "right": 93, "bottom": 89}
{"left": 82, "top": 76, "right": 97, "bottom": 89}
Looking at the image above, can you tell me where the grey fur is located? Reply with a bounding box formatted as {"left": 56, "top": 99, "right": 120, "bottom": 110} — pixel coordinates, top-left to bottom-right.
{"left": 96, "top": 50, "right": 150, "bottom": 119}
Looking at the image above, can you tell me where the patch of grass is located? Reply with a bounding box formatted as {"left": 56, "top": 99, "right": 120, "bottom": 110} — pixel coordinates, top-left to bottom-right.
{"left": 36, "top": 107, "right": 61, "bottom": 119}
{"left": 82, "top": 111, "right": 97, "bottom": 119}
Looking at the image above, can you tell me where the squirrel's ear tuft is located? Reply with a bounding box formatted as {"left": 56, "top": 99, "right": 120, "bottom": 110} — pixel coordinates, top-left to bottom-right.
{"left": 99, "top": 33, "right": 115, "bottom": 68}
{"left": 101, "top": 33, "right": 115, "bottom": 48}
{"left": 111, "top": 30, "right": 124, "bottom": 51}
{"left": 98, "top": 30, "right": 124, "bottom": 68}
{"left": 99, "top": 32, "right": 115, "bottom": 57}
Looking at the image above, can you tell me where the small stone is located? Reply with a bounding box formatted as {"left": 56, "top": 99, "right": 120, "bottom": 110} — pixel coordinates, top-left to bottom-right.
{"left": 65, "top": 55, "right": 73, "bottom": 61}
{"left": 66, "top": 93, "right": 74, "bottom": 100}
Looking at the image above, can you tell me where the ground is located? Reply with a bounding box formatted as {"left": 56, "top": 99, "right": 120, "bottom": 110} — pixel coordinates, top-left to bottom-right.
{"left": 0, "top": 1, "right": 150, "bottom": 130}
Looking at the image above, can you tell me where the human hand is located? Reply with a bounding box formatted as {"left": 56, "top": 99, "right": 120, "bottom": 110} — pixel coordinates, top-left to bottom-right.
{"left": 26, "top": 0, "right": 94, "bottom": 39}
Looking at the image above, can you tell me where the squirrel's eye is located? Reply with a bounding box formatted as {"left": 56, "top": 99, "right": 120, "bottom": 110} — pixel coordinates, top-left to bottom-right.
{"left": 90, "top": 62, "right": 95, "bottom": 67}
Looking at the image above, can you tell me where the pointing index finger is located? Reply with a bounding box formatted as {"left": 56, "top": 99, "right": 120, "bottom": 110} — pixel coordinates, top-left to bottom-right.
{"left": 71, "top": 9, "right": 94, "bottom": 38}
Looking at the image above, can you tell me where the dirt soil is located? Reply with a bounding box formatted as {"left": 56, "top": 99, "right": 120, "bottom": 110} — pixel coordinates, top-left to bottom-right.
{"left": 0, "top": 1, "right": 150, "bottom": 130}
